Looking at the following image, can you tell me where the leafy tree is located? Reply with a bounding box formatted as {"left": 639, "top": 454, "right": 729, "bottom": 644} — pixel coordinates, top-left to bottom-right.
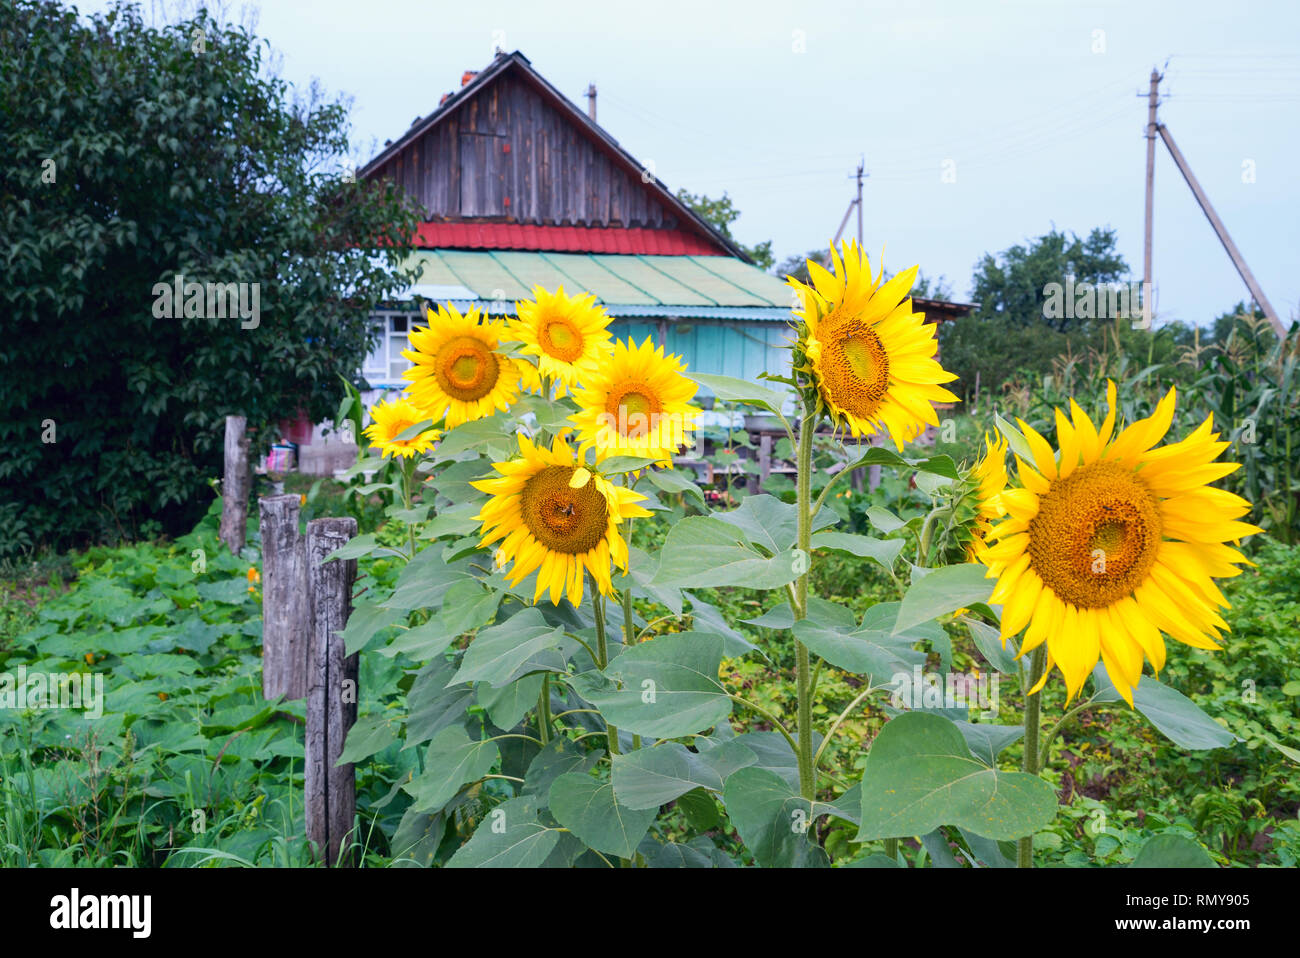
{"left": 970, "top": 227, "right": 1129, "bottom": 333}
{"left": 675, "top": 189, "right": 774, "bottom": 270}
{"left": 0, "top": 0, "right": 419, "bottom": 552}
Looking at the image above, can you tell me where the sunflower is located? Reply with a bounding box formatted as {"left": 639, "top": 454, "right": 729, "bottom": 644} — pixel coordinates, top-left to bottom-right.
{"left": 402, "top": 303, "right": 522, "bottom": 428}
{"left": 362, "top": 395, "right": 441, "bottom": 459}
{"left": 569, "top": 336, "right": 700, "bottom": 465}
{"left": 472, "top": 433, "right": 653, "bottom": 606}
{"left": 788, "top": 240, "right": 959, "bottom": 449}
{"left": 508, "top": 285, "right": 612, "bottom": 397}
{"left": 967, "top": 433, "right": 1009, "bottom": 561}
{"left": 979, "top": 380, "right": 1260, "bottom": 704}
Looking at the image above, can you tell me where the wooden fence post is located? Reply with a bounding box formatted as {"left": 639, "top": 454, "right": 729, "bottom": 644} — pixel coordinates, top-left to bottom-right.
{"left": 220, "top": 415, "right": 250, "bottom": 554}
{"left": 259, "top": 495, "right": 307, "bottom": 701}
{"left": 305, "top": 517, "right": 359, "bottom": 867}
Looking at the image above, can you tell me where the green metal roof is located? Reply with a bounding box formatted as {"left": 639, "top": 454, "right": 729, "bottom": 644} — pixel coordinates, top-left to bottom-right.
{"left": 401, "top": 250, "right": 794, "bottom": 315}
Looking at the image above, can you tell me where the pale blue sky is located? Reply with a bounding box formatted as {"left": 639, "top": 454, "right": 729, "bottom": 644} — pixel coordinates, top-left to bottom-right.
{"left": 85, "top": 0, "right": 1300, "bottom": 327}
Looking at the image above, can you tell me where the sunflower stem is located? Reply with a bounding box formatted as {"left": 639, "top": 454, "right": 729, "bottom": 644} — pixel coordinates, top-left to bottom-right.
{"left": 794, "top": 407, "right": 817, "bottom": 802}
{"left": 591, "top": 576, "right": 620, "bottom": 756}
{"left": 401, "top": 457, "right": 417, "bottom": 562}
{"left": 1017, "top": 644, "right": 1047, "bottom": 868}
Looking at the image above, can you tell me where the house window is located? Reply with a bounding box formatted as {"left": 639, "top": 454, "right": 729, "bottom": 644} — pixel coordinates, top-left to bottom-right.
{"left": 363, "top": 311, "right": 416, "bottom": 384}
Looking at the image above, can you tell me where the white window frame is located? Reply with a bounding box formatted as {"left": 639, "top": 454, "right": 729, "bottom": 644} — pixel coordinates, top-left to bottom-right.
{"left": 362, "top": 309, "right": 419, "bottom": 386}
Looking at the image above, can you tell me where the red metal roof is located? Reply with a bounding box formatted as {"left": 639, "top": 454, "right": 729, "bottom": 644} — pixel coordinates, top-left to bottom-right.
{"left": 412, "top": 222, "right": 726, "bottom": 255}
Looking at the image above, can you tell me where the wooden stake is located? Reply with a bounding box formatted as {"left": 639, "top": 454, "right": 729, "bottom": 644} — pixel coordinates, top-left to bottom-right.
{"left": 219, "top": 415, "right": 249, "bottom": 554}
{"left": 305, "top": 517, "right": 359, "bottom": 867}
{"left": 259, "top": 494, "right": 307, "bottom": 701}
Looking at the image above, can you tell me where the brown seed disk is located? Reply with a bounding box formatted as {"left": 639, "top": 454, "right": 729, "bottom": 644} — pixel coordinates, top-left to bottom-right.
{"left": 433, "top": 335, "right": 501, "bottom": 401}
{"left": 817, "top": 312, "right": 891, "bottom": 420}
{"left": 1027, "top": 460, "right": 1162, "bottom": 608}
{"left": 520, "top": 465, "right": 609, "bottom": 555}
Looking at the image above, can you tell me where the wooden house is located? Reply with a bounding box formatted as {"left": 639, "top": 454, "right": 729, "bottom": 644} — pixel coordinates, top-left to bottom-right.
{"left": 355, "top": 51, "right": 969, "bottom": 402}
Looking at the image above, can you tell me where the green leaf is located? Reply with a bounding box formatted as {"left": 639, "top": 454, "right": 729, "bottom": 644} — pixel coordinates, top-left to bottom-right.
{"left": 549, "top": 772, "right": 658, "bottom": 858}
{"left": 865, "top": 506, "right": 906, "bottom": 534}
{"left": 1260, "top": 734, "right": 1300, "bottom": 764}
{"left": 451, "top": 608, "right": 565, "bottom": 688}
{"left": 651, "top": 516, "right": 801, "bottom": 589}
{"left": 611, "top": 740, "right": 755, "bottom": 809}
{"left": 646, "top": 469, "right": 707, "bottom": 511}
{"left": 446, "top": 796, "right": 560, "bottom": 868}
{"left": 1129, "top": 833, "right": 1216, "bottom": 868}
{"left": 321, "top": 532, "right": 380, "bottom": 562}
{"left": 684, "top": 592, "right": 761, "bottom": 658}
{"left": 421, "top": 502, "right": 483, "bottom": 540}
{"left": 994, "top": 412, "right": 1036, "bottom": 465}
{"left": 1090, "top": 666, "right": 1235, "bottom": 751}
{"left": 522, "top": 738, "right": 604, "bottom": 800}
{"left": 714, "top": 494, "right": 836, "bottom": 554}
{"left": 571, "top": 632, "right": 731, "bottom": 738}
{"left": 382, "top": 614, "right": 462, "bottom": 660}
{"left": 404, "top": 726, "right": 499, "bottom": 813}
{"left": 811, "top": 531, "right": 902, "bottom": 571}
{"left": 477, "top": 673, "right": 545, "bottom": 730}
{"left": 743, "top": 595, "right": 854, "bottom": 632}
{"left": 690, "top": 373, "right": 790, "bottom": 418}
{"left": 893, "top": 563, "right": 992, "bottom": 635}
{"left": 340, "top": 600, "right": 405, "bottom": 655}
{"left": 677, "top": 788, "right": 722, "bottom": 830}
{"left": 952, "top": 721, "right": 1024, "bottom": 765}
{"left": 439, "top": 579, "right": 502, "bottom": 636}
{"left": 960, "top": 615, "right": 1020, "bottom": 673}
{"left": 384, "top": 552, "right": 475, "bottom": 610}
{"left": 336, "top": 712, "right": 400, "bottom": 765}
{"left": 403, "top": 658, "right": 475, "bottom": 748}
{"left": 721, "top": 767, "right": 830, "bottom": 868}
{"left": 598, "top": 455, "right": 661, "bottom": 475}
{"left": 623, "top": 545, "right": 683, "bottom": 616}
{"left": 792, "top": 604, "right": 926, "bottom": 681}
{"left": 855, "top": 712, "right": 1058, "bottom": 842}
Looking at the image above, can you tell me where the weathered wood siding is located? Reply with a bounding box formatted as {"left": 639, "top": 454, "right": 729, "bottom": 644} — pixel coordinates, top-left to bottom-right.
{"left": 373, "top": 73, "right": 681, "bottom": 229}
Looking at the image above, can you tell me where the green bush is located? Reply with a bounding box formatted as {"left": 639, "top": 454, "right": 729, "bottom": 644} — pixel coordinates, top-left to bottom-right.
{"left": 0, "top": 0, "right": 418, "bottom": 553}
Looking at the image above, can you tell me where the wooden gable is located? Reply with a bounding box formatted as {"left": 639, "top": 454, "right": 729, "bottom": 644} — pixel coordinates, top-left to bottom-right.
{"left": 360, "top": 53, "right": 738, "bottom": 255}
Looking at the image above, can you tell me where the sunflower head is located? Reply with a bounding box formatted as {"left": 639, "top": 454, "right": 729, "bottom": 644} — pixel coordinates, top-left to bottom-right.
{"left": 472, "top": 433, "right": 653, "bottom": 606}
{"left": 402, "top": 303, "right": 522, "bottom": 428}
{"left": 362, "top": 395, "right": 441, "bottom": 459}
{"left": 508, "top": 285, "right": 612, "bottom": 397}
{"left": 979, "top": 380, "right": 1261, "bottom": 704}
{"left": 787, "top": 240, "right": 958, "bottom": 450}
{"left": 569, "top": 336, "right": 700, "bottom": 466}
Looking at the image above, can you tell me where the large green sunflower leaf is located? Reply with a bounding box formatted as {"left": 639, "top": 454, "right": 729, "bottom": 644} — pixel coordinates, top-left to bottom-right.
{"left": 650, "top": 516, "right": 802, "bottom": 589}
{"left": 549, "top": 772, "right": 658, "bottom": 858}
{"left": 446, "top": 796, "right": 561, "bottom": 868}
{"left": 893, "top": 563, "right": 993, "bottom": 635}
{"left": 855, "top": 712, "right": 1057, "bottom": 842}
{"left": 569, "top": 631, "right": 731, "bottom": 738}
{"left": 1091, "top": 666, "right": 1236, "bottom": 750}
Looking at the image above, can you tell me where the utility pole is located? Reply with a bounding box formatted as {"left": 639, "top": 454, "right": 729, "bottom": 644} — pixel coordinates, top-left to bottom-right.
{"left": 834, "top": 159, "right": 867, "bottom": 245}
{"left": 1140, "top": 67, "right": 1285, "bottom": 338}
{"left": 586, "top": 83, "right": 597, "bottom": 122}
{"left": 1142, "top": 68, "right": 1160, "bottom": 326}
{"left": 855, "top": 158, "right": 864, "bottom": 246}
